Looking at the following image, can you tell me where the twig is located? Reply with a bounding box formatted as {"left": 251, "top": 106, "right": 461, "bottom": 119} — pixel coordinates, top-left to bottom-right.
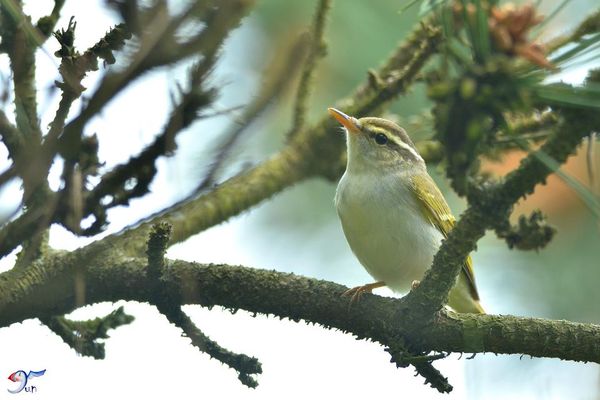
{"left": 545, "top": 9, "right": 600, "bottom": 54}
{"left": 0, "top": 196, "right": 56, "bottom": 260}
{"left": 194, "top": 34, "right": 310, "bottom": 193}
{"left": 59, "top": 0, "right": 254, "bottom": 162}
{"left": 288, "top": 0, "right": 332, "bottom": 137}
{"left": 40, "top": 307, "right": 134, "bottom": 359}
{"left": 386, "top": 339, "right": 452, "bottom": 393}
{"left": 145, "top": 223, "right": 262, "bottom": 388}
{"left": 1, "top": 0, "right": 41, "bottom": 143}
{"left": 35, "top": 0, "right": 66, "bottom": 39}
{"left": 51, "top": 21, "right": 132, "bottom": 162}
{"left": 82, "top": 60, "right": 217, "bottom": 235}
{"left": 146, "top": 222, "right": 171, "bottom": 282}
{"left": 0, "top": 110, "right": 23, "bottom": 160}
{"left": 162, "top": 306, "right": 262, "bottom": 388}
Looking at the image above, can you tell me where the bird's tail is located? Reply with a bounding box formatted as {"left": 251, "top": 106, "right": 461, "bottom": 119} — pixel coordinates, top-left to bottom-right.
{"left": 448, "top": 275, "right": 486, "bottom": 314}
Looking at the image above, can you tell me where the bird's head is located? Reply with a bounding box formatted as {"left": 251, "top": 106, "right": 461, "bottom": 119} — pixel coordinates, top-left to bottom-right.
{"left": 328, "top": 107, "right": 424, "bottom": 173}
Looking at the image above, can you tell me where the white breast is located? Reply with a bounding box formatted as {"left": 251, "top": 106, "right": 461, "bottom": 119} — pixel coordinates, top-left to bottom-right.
{"left": 335, "top": 170, "right": 444, "bottom": 293}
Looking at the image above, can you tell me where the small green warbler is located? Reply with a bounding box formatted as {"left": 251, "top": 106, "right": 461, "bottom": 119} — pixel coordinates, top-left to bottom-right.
{"left": 329, "top": 108, "right": 484, "bottom": 314}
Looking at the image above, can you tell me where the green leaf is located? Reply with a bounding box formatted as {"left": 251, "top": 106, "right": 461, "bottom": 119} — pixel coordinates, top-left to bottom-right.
{"left": 474, "top": 0, "right": 491, "bottom": 61}
{"left": 559, "top": 46, "right": 600, "bottom": 70}
{"left": 534, "top": 83, "right": 600, "bottom": 109}
{"left": 530, "top": 143, "right": 600, "bottom": 220}
{"left": 532, "top": 0, "right": 572, "bottom": 37}
{"left": 399, "top": 0, "right": 422, "bottom": 14}
{"left": 549, "top": 32, "right": 600, "bottom": 66}
{"left": 419, "top": 0, "right": 447, "bottom": 16}
{"left": 447, "top": 37, "right": 473, "bottom": 64}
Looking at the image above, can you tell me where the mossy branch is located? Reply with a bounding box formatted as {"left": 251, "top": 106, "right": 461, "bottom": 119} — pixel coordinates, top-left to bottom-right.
{"left": 40, "top": 307, "right": 134, "bottom": 359}
{"left": 2, "top": 259, "right": 600, "bottom": 376}
{"left": 161, "top": 305, "right": 263, "bottom": 388}
{"left": 403, "top": 108, "right": 599, "bottom": 318}
{"left": 145, "top": 222, "right": 262, "bottom": 388}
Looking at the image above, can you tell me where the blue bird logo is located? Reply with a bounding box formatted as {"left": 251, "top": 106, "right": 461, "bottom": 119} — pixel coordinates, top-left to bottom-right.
{"left": 7, "top": 370, "right": 46, "bottom": 394}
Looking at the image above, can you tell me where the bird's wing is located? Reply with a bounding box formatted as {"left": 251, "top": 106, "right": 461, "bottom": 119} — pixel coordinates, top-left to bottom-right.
{"left": 411, "top": 173, "right": 480, "bottom": 300}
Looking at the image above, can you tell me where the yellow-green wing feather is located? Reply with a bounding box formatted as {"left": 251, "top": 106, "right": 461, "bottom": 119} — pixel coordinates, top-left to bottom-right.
{"left": 411, "top": 173, "right": 480, "bottom": 300}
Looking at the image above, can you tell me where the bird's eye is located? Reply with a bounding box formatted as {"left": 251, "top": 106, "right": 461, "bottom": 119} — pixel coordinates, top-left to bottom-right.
{"left": 374, "top": 133, "right": 388, "bottom": 145}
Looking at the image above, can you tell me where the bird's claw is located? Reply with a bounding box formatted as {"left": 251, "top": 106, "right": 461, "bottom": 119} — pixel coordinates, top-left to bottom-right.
{"left": 342, "top": 282, "right": 385, "bottom": 304}
{"left": 342, "top": 286, "right": 369, "bottom": 304}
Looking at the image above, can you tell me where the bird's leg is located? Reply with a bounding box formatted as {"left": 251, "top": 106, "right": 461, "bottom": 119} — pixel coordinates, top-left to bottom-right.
{"left": 342, "top": 281, "right": 385, "bottom": 303}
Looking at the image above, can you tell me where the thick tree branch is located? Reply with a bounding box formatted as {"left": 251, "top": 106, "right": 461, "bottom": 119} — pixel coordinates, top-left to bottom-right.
{"left": 1, "top": 259, "right": 599, "bottom": 368}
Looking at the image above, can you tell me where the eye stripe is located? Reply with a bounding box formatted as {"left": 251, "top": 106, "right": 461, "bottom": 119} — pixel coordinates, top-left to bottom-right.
{"left": 365, "top": 127, "right": 422, "bottom": 162}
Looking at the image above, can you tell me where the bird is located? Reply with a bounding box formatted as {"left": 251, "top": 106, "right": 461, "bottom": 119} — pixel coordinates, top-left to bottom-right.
{"left": 328, "top": 107, "right": 484, "bottom": 314}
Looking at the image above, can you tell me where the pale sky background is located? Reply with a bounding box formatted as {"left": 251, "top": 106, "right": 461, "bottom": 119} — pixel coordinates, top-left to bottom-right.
{"left": 0, "top": 1, "right": 599, "bottom": 399}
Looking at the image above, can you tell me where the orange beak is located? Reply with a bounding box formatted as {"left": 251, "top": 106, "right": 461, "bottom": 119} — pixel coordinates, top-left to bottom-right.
{"left": 328, "top": 108, "right": 361, "bottom": 133}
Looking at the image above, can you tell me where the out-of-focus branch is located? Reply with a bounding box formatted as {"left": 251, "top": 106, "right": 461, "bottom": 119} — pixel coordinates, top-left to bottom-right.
{"left": 0, "top": 207, "right": 44, "bottom": 258}
{"left": 0, "top": 22, "right": 133, "bottom": 257}
{"left": 0, "top": 0, "right": 41, "bottom": 144}
{"left": 35, "top": 0, "right": 66, "bottom": 39}
{"left": 545, "top": 9, "right": 600, "bottom": 53}
{"left": 288, "top": 0, "right": 332, "bottom": 136}
{"left": 59, "top": 0, "right": 254, "bottom": 163}
{"left": 0, "top": 110, "right": 23, "bottom": 160}
{"left": 194, "top": 32, "right": 311, "bottom": 193}
{"left": 80, "top": 58, "right": 217, "bottom": 235}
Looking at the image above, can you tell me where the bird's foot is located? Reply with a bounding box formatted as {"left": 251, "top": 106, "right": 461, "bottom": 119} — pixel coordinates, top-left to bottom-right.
{"left": 342, "top": 281, "right": 385, "bottom": 304}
